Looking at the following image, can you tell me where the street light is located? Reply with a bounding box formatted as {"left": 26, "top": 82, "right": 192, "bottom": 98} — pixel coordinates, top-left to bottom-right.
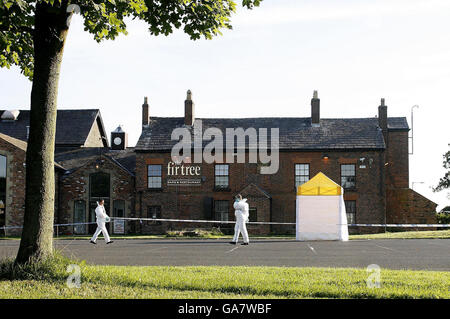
{"left": 409, "top": 105, "right": 419, "bottom": 155}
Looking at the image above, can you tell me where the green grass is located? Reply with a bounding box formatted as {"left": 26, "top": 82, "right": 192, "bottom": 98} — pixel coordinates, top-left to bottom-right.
{"left": 350, "top": 229, "right": 450, "bottom": 240}
{"left": 0, "top": 254, "right": 449, "bottom": 299}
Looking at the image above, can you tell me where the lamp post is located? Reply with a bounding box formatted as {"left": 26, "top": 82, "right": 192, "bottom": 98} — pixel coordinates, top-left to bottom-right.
{"left": 409, "top": 105, "right": 419, "bottom": 155}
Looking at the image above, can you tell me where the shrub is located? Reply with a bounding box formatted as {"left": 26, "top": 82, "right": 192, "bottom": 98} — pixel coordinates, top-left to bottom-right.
{"left": 165, "top": 228, "right": 224, "bottom": 238}
{"left": 436, "top": 212, "right": 450, "bottom": 225}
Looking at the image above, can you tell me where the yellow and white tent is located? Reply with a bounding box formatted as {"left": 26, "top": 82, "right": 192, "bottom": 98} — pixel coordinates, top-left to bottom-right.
{"left": 296, "top": 172, "right": 349, "bottom": 241}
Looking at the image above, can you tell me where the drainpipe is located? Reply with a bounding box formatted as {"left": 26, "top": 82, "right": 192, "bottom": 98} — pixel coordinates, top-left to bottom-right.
{"left": 57, "top": 172, "right": 62, "bottom": 234}
{"left": 380, "top": 151, "right": 387, "bottom": 233}
{"left": 139, "top": 190, "right": 143, "bottom": 234}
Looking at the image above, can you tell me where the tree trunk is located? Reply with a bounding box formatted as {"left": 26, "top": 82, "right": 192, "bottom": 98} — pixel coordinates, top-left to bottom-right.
{"left": 16, "top": 2, "right": 70, "bottom": 264}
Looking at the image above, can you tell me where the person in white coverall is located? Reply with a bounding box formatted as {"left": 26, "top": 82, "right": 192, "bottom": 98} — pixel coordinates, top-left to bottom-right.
{"left": 230, "top": 194, "right": 250, "bottom": 245}
{"left": 90, "top": 199, "right": 113, "bottom": 244}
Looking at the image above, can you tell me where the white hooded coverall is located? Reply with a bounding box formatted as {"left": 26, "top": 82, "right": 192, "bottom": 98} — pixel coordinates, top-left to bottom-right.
{"left": 232, "top": 198, "right": 249, "bottom": 243}
{"left": 90, "top": 204, "right": 111, "bottom": 243}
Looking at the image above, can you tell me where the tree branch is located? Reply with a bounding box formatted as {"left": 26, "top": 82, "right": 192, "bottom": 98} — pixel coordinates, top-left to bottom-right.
{"left": 0, "top": 24, "right": 33, "bottom": 33}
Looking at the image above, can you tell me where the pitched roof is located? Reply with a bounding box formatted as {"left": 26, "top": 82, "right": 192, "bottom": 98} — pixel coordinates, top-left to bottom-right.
{"left": 387, "top": 117, "right": 409, "bottom": 131}
{"left": 136, "top": 117, "right": 408, "bottom": 151}
{"left": 0, "top": 109, "right": 108, "bottom": 146}
{"left": 0, "top": 132, "right": 27, "bottom": 151}
{"left": 54, "top": 147, "right": 136, "bottom": 176}
{"left": 0, "top": 133, "right": 65, "bottom": 170}
{"left": 238, "top": 183, "right": 271, "bottom": 199}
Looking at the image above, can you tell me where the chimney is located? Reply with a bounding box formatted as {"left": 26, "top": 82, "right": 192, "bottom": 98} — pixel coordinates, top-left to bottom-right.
{"left": 142, "top": 96, "right": 149, "bottom": 126}
{"left": 378, "top": 98, "right": 388, "bottom": 141}
{"left": 184, "top": 89, "right": 195, "bottom": 126}
{"left": 311, "top": 90, "right": 320, "bottom": 126}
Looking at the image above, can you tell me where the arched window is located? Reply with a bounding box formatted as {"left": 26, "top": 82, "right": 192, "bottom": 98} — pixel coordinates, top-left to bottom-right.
{"left": 89, "top": 172, "right": 110, "bottom": 233}
{"left": 0, "top": 155, "right": 6, "bottom": 232}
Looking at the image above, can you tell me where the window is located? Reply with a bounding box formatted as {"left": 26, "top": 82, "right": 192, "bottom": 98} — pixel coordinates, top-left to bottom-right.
{"left": 148, "top": 164, "right": 162, "bottom": 188}
{"left": 249, "top": 207, "right": 257, "bottom": 222}
{"left": 215, "top": 164, "right": 229, "bottom": 189}
{"left": 0, "top": 155, "right": 6, "bottom": 232}
{"left": 214, "top": 200, "right": 229, "bottom": 221}
{"left": 345, "top": 200, "right": 356, "bottom": 224}
{"left": 148, "top": 206, "right": 161, "bottom": 225}
{"left": 341, "top": 164, "right": 356, "bottom": 189}
{"left": 73, "top": 200, "right": 86, "bottom": 234}
{"left": 295, "top": 164, "right": 309, "bottom": 187}
{"left": 113, "top": 200, "right": 125, "bottom": 217}
{"left": 90, "top": 172, "right": 110, "bottom": 198}
{"left": 113, "top": 200, "right": 126, "bottom": 234}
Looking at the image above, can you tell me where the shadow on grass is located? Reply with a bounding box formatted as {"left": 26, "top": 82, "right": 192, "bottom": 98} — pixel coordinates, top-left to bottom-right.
{"left": 83, "top": 267, "right": 390, "bottom": 299}
{"left": 0, "top": 250, "right": 429, "bottom": 299}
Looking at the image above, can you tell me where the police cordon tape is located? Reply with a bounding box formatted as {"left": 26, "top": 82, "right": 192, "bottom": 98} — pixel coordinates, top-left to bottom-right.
{"left": 0, "top": 217, "right": 449, "bottom": 230}
{"left": 110, "top": 217, "right": 450, "bottom": 228}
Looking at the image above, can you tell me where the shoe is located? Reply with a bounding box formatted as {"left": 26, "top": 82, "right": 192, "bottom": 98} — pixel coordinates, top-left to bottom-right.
{"left": 229, "top": 241, "right": 237, "bottom": 245}
{"left": 106, "top": 241, "right": 114, "bottom": 244}
{"left": 90, "top": 240, "right": 96, "bottom": 245}
{"left": 241, "top": 242, "right": 249, "bottom": 245}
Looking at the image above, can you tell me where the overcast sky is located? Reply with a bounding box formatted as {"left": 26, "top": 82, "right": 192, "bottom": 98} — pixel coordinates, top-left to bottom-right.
{"left": 1, "top": 0, "right": 449, "bottom": 209}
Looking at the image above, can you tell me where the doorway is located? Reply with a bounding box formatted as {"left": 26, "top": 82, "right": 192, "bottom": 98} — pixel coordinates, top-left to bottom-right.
{"left": 89, "top": 172, "right": 110, "bottom": 234}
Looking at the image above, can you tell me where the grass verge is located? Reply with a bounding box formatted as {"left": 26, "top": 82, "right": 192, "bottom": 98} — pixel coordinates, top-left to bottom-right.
{"left": 350, "top": 229, "right": 450, "bottom": 240}
{"left": 0, "top": 253, "right": 449, "bottom": 299}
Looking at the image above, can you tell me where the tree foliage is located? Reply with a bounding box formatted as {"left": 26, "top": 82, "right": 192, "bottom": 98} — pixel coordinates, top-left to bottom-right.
{"left": 0, "top": 0, "right": 262, "bottom": 79}
{"left": 1, "top": 0, "right": 262, "bottom": 263}
{"left": 433, "top": 150, "right": 450, "bottom": 193}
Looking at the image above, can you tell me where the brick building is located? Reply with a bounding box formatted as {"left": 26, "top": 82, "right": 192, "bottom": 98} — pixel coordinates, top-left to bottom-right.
{"left": 0, "top": 93, "right": 437, "bottom": 236}
{"left": 134, "top": 91, "right": 437, "bottom": 234}
{"left": 0, "top": 109, "right": 108, "bottom": 235}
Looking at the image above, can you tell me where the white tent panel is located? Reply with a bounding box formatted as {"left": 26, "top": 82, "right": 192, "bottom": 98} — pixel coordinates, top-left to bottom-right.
{"left": 296, "top": 195, "right": 348, "bottom": 241}
{"left": 296, "top": 195, "right": 341, "bottom": 240}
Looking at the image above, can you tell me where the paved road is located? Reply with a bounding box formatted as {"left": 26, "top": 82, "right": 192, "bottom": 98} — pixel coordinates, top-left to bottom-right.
{"left": 1, "top": 239, "right": 449, "bottom": 270}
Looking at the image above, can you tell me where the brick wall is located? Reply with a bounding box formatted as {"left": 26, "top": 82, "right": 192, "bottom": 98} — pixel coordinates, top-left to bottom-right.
{"left": 59, "top": 156, "right": 135, "bottom": 235}
{"left": 135, "top": 149, "right": 386, "bottom": 235}
{"left": 386, "top": 188, "right": 437, "bottom": 228}
{"left": 386, "top": 131, "right": 409, "bottom": 188}
{"left": 0, "top": 139, "right": 26, "bottom": 236}
{"left": 384, "top": 129, "right": 437, "bottom": 228}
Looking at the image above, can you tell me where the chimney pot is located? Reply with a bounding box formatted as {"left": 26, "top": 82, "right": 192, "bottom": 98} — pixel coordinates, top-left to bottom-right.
{"left": 185, "top": 89, "right": 195, "bottom": 126}
{"left": 311, "top": 90, "right": 320, "bottom": 126}
{"left": 378, "top": 97, "right": 388, "bottom": 142}
{"left": 142, "top": 96, "right": 149, "bottom": 126}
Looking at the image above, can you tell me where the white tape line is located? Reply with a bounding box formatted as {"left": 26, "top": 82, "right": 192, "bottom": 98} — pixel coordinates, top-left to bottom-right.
{"left": 111, "top": 217, "right": 294, "bottom": 225}
{"left": 1, "top": 218, "right": 449, "bottom": 230}
{"left": 111, "top": 218, "right": 450, "bottom": 228}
